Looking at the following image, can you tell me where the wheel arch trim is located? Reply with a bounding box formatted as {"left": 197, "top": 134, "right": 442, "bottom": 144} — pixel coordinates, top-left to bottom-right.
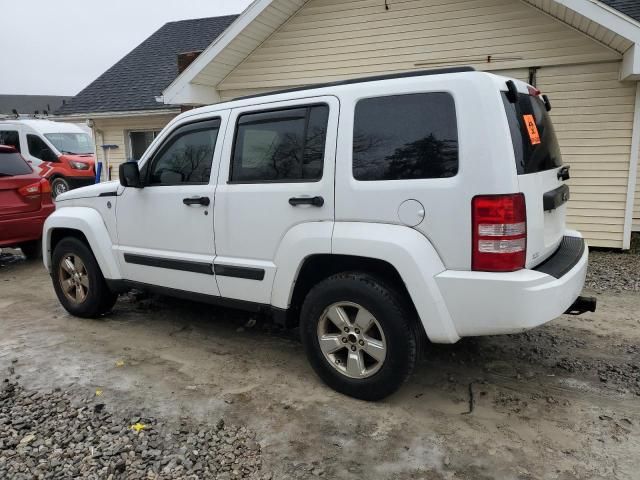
{"left": 331, "top": 223, "right": 459, "bottom": 343}
{"left": 43, "top": 207, "right": 121, "bottom": 280}
{"left": 272, "top": 222, "right": 459, "bottom": 343}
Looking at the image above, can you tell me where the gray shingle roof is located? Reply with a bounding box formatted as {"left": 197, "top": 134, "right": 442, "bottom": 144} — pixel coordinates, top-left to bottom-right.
{"left": 600, "top": 0, "right": 640, "bottom": 22}
{"left": 0, "top": 95, "right": 72, "bottom": 116}
{"left": 56, "top": 15, "right": 237, "bottom": 116}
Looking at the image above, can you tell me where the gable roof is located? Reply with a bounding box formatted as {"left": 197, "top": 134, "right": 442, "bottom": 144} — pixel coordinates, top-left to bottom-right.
{"left": 0, "top": 95, "right": 72, "bottom": 116}
{"left": 600, "top": 0, "right": 640, "bottom": 22}
{"left": 162, "top": 0, "right": 640, "bottom": 105}
{"left": 56, "top": 15, "right": 238, "bottom": 116}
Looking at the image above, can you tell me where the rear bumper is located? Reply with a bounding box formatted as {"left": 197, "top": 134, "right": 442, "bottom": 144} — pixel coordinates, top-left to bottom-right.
{"left": 0, "top": 206, "right": 55, "bottom": 247}
{"left": 435, "top": 232, "right": 589, "bottom": 337}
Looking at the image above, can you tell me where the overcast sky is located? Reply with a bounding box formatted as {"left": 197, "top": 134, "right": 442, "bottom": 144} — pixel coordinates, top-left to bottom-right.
{"left": 0, "top": 0, "right": 253, "bottom": 96}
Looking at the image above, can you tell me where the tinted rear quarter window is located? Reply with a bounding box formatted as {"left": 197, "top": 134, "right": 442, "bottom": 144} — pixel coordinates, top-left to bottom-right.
{"left": 353, "top": 92, "right": 458, "bottom": 181}
{"left": 0, "top": 152, "right": 32, "bottom": 176}
{"left": 502, "top": 93, "right": 562, "bottom": 174}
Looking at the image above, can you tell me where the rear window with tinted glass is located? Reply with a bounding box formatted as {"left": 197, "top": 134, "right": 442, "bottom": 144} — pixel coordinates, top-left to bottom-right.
{"left": 0, "top": 152, "right": 32, "bottom": 176}
{"left": 353, "top": 93, "right": 458, "bottom": 181}
{"left": 502, "top": 93, "right": 562, "bottom": 174}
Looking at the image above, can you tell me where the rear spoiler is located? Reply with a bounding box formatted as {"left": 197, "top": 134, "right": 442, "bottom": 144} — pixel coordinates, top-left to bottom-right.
{"left": 505, "top": 80, "right": 552, "bottom": 111}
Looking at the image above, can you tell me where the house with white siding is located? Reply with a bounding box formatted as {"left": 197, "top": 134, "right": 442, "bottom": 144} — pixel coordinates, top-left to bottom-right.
{"left": 54, "top": 16, "right": 237, "bottom": 178}
{"left": 161, "top": 0, "right": 640, "bottom": 250}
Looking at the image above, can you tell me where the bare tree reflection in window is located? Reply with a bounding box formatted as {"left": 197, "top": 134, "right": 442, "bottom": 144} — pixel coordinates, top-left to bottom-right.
{"left": 386, "top": 134, "right": 458, "bottom": 179}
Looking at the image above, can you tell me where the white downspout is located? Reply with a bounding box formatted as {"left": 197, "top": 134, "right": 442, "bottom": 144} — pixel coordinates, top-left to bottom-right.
{"left": 623, "top": 82, "right": 640, "bottom": 248}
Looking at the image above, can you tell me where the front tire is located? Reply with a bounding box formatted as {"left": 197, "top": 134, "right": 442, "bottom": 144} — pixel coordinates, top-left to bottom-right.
{"left": 51, "top": 237, "right": 117, "bottom": 317}
{"left": 50, "top": 176, "right": 70, "bottom": 199}
{"left": 300, "top": 272, "right": 418, "bottom": 401}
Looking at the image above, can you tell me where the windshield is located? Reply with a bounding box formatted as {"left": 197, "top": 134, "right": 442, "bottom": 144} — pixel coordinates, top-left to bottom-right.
{"left": 44, "top": 133, "right": 94, "bottom": 155}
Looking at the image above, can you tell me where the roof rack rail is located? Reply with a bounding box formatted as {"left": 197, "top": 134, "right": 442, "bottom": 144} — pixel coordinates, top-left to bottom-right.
{"left": 233, "top": 66, "right": 476, "bottom": 101}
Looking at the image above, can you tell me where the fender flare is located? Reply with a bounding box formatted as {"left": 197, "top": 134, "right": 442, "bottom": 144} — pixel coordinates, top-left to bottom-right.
{"left": 271, "top": 221, "right": 459, "bottom": 344}
{"left": 43, "top": 207, "right": 121, "bottom": 280}
{"left": 331, "top": 223, "right": 459, "bottom": 343}
{"left": 270, "top": 221, "right": 333, "bottom": 308}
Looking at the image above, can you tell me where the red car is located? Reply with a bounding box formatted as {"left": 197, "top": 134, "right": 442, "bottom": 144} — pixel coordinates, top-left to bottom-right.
{"left": 0, "top": 145, "right": 55, "bottom": 258}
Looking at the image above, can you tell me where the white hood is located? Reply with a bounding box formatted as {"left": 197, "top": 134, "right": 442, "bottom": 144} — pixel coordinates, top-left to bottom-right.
{"left": 55, "top": 181, "right": 121, "bottom": 202}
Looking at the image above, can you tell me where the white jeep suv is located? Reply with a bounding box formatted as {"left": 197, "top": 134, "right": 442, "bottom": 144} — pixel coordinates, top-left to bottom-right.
{"left": 43, "top": 68, "right": 595, "bottom": 400}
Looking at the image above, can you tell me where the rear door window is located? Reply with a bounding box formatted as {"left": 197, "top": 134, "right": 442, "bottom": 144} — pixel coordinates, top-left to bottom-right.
{"left": 230, "top": 104, "right": 329, "bottom": 183}
{"left": 352, "top": 93, "right": 458, "bottom": 181}
{"left": 502, "top": 93, "right": 562, "bottom": 174}
{"left": 0, "top": 152, "right": 32, "bottom": 176}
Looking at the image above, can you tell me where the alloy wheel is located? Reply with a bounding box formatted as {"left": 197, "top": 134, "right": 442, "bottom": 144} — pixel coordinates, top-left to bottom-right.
{"left": 317, "top": 301, "right": 387, "bottom": 379}
{"left": 58, "top": 254, "right": 89, "bottom": 304}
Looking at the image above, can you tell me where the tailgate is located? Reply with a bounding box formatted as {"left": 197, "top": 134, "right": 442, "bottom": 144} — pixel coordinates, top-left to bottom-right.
{"left": 501, "top": 86, "right": 567, "bottom": 267}
{"left": 518, "top": 168, "right": 567, "bottom": 266}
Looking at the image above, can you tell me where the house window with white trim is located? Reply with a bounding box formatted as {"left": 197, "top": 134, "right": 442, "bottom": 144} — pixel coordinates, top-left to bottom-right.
{"left": 128, "top": 130, "right": 161, "bottom": 161}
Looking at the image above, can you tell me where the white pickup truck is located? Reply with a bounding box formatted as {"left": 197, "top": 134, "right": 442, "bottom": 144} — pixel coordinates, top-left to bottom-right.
{"left": 43, "top": 68, "right": 595, "bottom": 400}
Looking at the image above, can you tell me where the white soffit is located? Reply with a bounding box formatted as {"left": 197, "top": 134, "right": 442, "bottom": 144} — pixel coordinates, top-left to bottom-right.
{"left": 523, "top": 0, "right": 635, "bottom": 53}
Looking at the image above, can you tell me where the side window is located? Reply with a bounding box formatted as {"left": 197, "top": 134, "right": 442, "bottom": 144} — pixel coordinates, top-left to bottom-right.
{"left": 352, "top": 93, "right": 458, "bottom": 181}
{"left": 147, "top": 119, "right": 220, "bottom": 185}
{"left": 0, "top": 130, "right": 20, "bottom": 152}
{"left": 230, "top": 104, "right": 329, "bottom": 183}
{"left": 27, "top": 134, "right": 57, "bottom": 162}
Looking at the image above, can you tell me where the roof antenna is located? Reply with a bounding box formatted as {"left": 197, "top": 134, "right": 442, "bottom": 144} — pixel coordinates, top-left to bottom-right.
{"left": 385, "top": 0, "right": 389, "bottom": 10}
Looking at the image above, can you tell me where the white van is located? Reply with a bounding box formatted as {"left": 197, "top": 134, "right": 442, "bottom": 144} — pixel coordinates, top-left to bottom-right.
{"left": 43, "top": 67, "right": 595, "bottom": 400}
{"left": 0, "top": 119, "right": 96, "bottom": 198}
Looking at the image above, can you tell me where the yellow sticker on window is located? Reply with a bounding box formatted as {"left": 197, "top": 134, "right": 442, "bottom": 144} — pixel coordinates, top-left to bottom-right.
{"left": 523, "top": 114, "right": 541, "bottom": 145}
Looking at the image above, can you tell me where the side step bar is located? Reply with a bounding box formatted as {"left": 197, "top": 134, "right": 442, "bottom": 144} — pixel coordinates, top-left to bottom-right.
{"left": 565, "top": 296, "right": 597, "bottom": 315}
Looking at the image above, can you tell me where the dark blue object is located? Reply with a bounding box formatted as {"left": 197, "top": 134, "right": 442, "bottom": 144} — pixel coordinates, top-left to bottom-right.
{"left": 95, "top": 162, "right": 102, "bottom": 184}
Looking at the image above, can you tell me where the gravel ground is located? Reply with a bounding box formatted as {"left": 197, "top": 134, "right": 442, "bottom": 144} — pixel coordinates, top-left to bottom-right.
{"left": 1, "top": 249, "right": 639, "bottom": 479}
{"left": 0, "top": 378, "right": 265, "bottom": 480}
{"left": 585, "top": 249, "right": 640, "bottom": 293}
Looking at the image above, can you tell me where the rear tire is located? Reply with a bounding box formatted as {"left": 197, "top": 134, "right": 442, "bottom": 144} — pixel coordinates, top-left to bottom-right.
{"left": 300, "top": 272, "right": 418, "bottom": 401}
{"left": 51, "top": 237, "right": 117, "bottom": 317}
{"left": 19, "top": 240, "right": 42, "bottom": 259}
{"left": 50, "top": 177, "right": 70, "bottom": 199}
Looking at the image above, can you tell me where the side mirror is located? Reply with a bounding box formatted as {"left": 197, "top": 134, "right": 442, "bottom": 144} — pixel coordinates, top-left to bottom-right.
{"left": 119, "top": 162, "right": 143, "bottom": 188}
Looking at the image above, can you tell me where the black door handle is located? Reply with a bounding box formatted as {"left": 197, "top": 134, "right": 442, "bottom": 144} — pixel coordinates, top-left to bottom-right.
{"left": 183, "top": 196, "right": 210, "bottom": 206}
{"left": 289, "top": 196, "right": 324, "bottom": 207}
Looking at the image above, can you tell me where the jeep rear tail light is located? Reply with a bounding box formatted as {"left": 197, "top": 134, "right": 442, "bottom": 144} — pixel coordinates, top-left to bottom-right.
{"left": 472, "top": 194, "right": 526, "bottom": 272}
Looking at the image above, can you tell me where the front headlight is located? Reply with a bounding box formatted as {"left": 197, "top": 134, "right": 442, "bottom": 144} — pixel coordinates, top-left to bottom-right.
{"left": 69, "top": 160, "right": 90, "bottom": 170}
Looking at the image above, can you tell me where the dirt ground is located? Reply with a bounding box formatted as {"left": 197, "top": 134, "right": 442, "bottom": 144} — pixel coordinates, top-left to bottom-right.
{"left": 1, "top": 254, "right": 639, "bottom": 479}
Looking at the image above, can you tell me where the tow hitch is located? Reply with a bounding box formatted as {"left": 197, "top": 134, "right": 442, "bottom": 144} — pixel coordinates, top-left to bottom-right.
{"left": 565, "top": 296, "right": 597, "bottom": 315}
